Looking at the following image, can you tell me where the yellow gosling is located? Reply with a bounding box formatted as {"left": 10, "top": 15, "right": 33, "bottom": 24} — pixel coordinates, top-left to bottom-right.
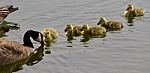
{"left": 64, "top": 24, "right": 82, "bottom": 37}
{"left": 42, "top": 28, "right": 58, "bottom": 43}
{"left": 97, "top": 17, "right": 123, "bottom": 30}
{"left": 81, "top": 24, "right": 106, "bottom": 37}
{"left": 124, "top": 4, "right": 145, "bottom": 17}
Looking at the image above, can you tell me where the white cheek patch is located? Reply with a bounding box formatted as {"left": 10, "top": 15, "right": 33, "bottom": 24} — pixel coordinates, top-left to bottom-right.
{"left": 34, "top": 33, "right": 42, "bottom": 42}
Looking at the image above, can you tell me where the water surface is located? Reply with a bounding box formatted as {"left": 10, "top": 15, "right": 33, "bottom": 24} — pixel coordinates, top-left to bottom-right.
{"left": 1, "top": 0, "right": 150, "bottom": 73}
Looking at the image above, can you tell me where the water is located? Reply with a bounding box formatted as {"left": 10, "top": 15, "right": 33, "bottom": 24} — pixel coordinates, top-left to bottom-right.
{"left": 1, "top": 0, "right": 150, "bottom": 73}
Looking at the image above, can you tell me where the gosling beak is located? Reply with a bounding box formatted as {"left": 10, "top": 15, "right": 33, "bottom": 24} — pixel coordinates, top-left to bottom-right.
{"left": 97, "top": 21, "right": 101, "bottom": 25}
{"left": 64, "top": 29, "right": 67, "bottom": 32}
{"left": 80, "top": 28, "right": 83, "bottom": 31}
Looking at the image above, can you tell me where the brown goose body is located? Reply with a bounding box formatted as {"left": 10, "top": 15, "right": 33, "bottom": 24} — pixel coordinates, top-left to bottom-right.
{"left": 0, "top": 5, "right": 18, "bottom": 24}
{"left": 0, "top": 38, "right": 32, "bottom": 65}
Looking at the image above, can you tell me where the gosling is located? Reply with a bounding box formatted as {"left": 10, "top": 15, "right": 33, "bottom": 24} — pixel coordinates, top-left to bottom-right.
{"left": 64, "top": 24, "right": 82, "bottom": 37}
{"left": 123, "top": 4, "right": 145, "bottom": 17}
{"left": 42, "top": 28, "right": 58, "bottom": 43}
{"left": 97, "top": 17, "right": 123, "bottom": 30}
{"left": 81, "top": 24, "right": 106, "bottom": 37}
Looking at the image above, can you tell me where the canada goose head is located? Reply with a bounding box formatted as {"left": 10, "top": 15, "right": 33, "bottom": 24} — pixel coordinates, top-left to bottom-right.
{"left": 23, "top": 30, "right": 44, "bottom": 48}
{"left": 64, "top": 24, "right": 73, "bottom": 32}
{"left": 97, "top": 17, "right": 107, "bottom": 26}
{"left": 81, "top": 24, "right": 89, "bottom": 31}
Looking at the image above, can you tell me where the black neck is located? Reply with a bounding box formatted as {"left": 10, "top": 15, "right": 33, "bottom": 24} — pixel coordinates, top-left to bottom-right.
{"left": 23, "top": 30, "right": 34, "bottom": 48}
{"left": 23, "top": 30, "right": 44, "bottom": 48}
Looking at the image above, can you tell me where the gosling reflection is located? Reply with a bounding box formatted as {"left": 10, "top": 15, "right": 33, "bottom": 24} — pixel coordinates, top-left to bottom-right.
{"left": 44, "top": 41, "right": 52, "bottom": 54}
{"left": 0, "top": 21, "right": 20, "bottom": 37}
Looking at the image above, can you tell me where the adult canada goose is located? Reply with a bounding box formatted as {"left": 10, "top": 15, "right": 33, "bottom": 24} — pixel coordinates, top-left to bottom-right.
{"left": 97, "top": 17, "right": 123, "bottom": 30}
{"left": 42, "top": 28, "right": 58, "bottom": 43}
{"left": 123, "top": 4, "right": 145, "bottom": 17}
{"left": 81, "top": 24, "right": 106, "bottom": 37}
{"left": 0, "top": 5, "right": 18, "bottom": 24}
{"left": 64, "top": 24, "right": 82, "bottom": 37}
{"left": 0, "top": 30, "right": 44, "bottom": 65}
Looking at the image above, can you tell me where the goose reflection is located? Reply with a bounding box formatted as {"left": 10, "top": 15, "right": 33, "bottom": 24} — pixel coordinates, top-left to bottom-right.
{"left": 26, "top": 45, "right": 46, "bottom": 66}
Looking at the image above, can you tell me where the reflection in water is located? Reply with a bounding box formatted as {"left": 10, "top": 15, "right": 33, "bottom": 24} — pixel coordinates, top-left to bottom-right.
{"left": 0, "top": 58, "right": 27, "bottom": 73}
{"left": 80, "top": 36, "right": 91, "bottom": 43}
{"left": 127, "top": 17, "right": 134, "bottom": 23}
{"left": 66, "top": 36, "right": 74, "bottom": 47}
{"left": 66, "top": 34, "right": 106, "bottom": 47}
{"left": 80, "top": 34, "right": 106, "bottom": 47}
{"left": 26, "top": 45, "right": 45, "bottom": 66}
{"left": 66, "top": 36, "right": 74, "bottom": 41}
{"left": 0, "top": 21, "right": 20, "bottom": 37}
{"left": 0, "top": 45, "right": 49, "bottom": 73}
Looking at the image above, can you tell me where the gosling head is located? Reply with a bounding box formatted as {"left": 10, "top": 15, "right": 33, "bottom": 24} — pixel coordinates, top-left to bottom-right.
{"left": 43, "top": 29, "right": 50, "bottom": 38}
{"left": 64, "top": 24, "right": 73, "bottom": 32}
{"left": 126, "top": 4, "right": 134, "bottom": 11}
{"left": 81, "top": 24, "right": 89, "bottom": 31}
{"left": 97, "top": 17, "right": 107, "bottom": 26}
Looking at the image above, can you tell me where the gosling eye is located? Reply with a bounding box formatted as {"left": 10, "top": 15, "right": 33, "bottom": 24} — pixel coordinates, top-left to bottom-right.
{"left": 83, "top": 27, "right": 86, "bottom": 29}
{"left": 67, "top": 27, "right": 70, "bottom": 29}
{"left": 46, "top": 32, "right": 49, "bottom": 35}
